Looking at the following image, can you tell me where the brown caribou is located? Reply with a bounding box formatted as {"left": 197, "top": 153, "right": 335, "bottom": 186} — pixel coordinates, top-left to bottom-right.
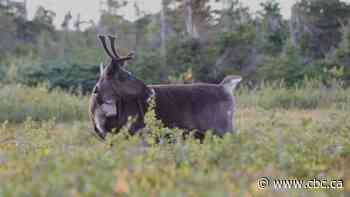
{"left": 89, "top": 35, "right": 242, "bottom": 140}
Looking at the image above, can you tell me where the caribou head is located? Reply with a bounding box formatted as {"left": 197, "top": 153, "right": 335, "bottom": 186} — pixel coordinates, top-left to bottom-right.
{"left": 90, "top": 35, "right": 151, "bottom": 139}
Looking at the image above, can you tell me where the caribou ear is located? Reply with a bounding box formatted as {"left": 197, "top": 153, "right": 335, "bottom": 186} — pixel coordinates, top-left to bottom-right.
{"left": 100, "top": 62, "right": 104, "bottom": 77}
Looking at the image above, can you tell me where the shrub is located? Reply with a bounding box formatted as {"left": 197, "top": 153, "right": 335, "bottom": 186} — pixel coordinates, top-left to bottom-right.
{"left": 0, "top": 92, "right": 349, "bottom": 196}
{"left": 15, "top": 62, "right": 99, "bottom": 93}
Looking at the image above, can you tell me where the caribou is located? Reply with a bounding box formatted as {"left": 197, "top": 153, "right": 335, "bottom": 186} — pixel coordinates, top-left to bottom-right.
{"left": 89, "top": 35, "right": 242, "bottom": 140}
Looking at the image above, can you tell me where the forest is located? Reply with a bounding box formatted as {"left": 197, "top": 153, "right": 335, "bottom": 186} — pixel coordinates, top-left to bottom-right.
{"left": 0, "top": 0, "right": 350, "bottom": 196}
{"left": 0, "top": 0, "right": 350, "bottom": 91}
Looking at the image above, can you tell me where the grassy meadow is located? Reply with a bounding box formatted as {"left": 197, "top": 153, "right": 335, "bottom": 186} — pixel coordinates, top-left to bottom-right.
{"left": 0, "top": 82, "right": 349, "bottom": 196}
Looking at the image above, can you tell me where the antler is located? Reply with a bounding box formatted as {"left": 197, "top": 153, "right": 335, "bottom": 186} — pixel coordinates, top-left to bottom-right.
{"left": 108, "top": 35, "right": 135, "bottom": 62}
{"left": 114, "top": 52, "right": 134, "bottom": 62}
{"left": 108, "top": 35, "right": 121, "bottom": 59}
{"left": 99, "top": 62, "right": 104, "bottom": 77}
{"left": 99, "top": 34, "right": 135, "bottom": 63}
{"left": 98, "top": 35, "right": 114, "bottom": 59}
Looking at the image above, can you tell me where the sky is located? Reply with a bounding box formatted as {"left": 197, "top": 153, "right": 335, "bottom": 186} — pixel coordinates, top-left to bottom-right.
{"left": 25, "top": 0, "right": 297, "bottom": 28}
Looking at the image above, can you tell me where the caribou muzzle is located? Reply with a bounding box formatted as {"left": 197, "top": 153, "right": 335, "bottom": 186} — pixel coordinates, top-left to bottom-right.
{"left": 92, "top": 98, "right": 118, "bottom": 140}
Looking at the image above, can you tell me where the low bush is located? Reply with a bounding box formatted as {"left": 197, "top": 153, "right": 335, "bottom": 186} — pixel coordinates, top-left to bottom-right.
{"left": 0, "top": 99, "right": 349, "bottom": 196}
{"left": 15, "top": 62, "right": 100, "bottom": 93}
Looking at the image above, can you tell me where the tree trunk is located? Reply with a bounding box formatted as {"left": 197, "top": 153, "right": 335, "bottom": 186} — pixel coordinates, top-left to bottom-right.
{"left": 160, "top": 0, "right": 166, "bottom": 56}
{"left": 160, "top": 0, "right": 168, "bottom": 81}
{"left": 184, "top": 0, "right": 199, "bottom": 39}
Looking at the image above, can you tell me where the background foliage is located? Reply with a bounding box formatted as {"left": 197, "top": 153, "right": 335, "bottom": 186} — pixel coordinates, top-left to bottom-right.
{"left": 1, "top": 0, "right": 350, "bottom": 91}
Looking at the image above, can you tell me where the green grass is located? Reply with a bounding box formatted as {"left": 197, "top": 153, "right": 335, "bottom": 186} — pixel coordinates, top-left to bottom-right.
{"left": 0, "top": 84, "right": 88, "bottom": 123}
{"left": 0, "top": 83, "right": 349, "bottom": 196}
{"left": 237, "top": 81, "right": 350, "bottom": 110}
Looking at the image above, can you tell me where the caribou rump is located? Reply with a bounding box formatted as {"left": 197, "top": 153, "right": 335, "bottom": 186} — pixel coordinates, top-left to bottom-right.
{"left": 89, "top": 35, "right": 242, "bottom": 140}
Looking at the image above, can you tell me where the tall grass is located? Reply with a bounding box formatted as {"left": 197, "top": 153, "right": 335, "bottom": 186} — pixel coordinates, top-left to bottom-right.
{"left": 0, "top": 80, "right": 349, "bottom": 123}
{"left": 237, "top": 80, "right": 350, "bottom": 110}
{"left": 0, "top": 83, "right": 88, "bottom": 123}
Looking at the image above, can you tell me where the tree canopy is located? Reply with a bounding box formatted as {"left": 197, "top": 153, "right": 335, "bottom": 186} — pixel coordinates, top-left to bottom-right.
{"left": 1, "top": 0, "right": 350, "bottom": 91}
